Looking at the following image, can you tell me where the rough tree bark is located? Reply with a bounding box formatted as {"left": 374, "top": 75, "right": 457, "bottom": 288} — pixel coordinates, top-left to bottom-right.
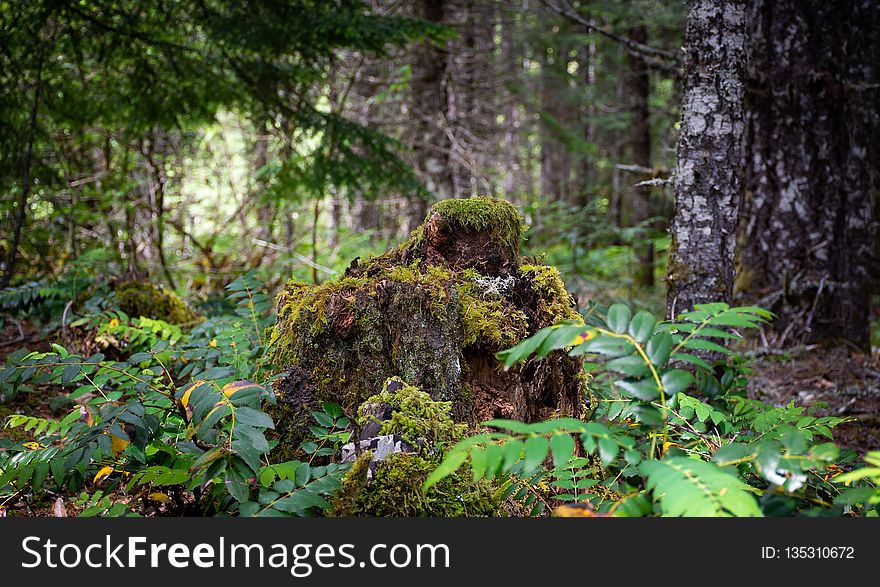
{"left": 736, "top": 0, "right": 878, "bottom": 351}
{"left": 666, "top": 0, "right": 747, "bottom": 318}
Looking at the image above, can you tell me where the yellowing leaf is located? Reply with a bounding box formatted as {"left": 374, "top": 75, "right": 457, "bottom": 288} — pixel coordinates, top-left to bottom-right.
{"left": 80, "top": 405, "right": 95, "bottom": 426}
{"left": 221, "top": 380, "right": 259, "bottom": 398}
{"left": 148, "top": 492, "right": 170, "bottom": 503}
{"left": 110, "top": 433, "right": 130, "bottom": 455}
{"left": 662, "top": 441, "right": 679, "bottom": 453}
{"left": 573, "top": 330, "right": 597, "bottom": 345}
{"left": 209, "top": 339, "right": 218, "bottom": 348}
{"left": 552, "top": 503, "right": 596, "bottom": 517}
{"left": 180, "top": 380, "right": 207, "bottom": 408}
{"left": 107, "top": 318, "right": 120, "bottom": 329}
{"left": 93, "top": 466, "right": 114, "bottom": 484}
{"left": 23, "top": 441, "right": 42, "bottom": 450}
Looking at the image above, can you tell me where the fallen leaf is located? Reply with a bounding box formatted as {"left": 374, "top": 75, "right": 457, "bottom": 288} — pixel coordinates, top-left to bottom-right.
{"left": 52, "top": 498, "right": 67, "bottom": 518}
{"left": 93, "top": 465, "right": 114, "bottom": 484}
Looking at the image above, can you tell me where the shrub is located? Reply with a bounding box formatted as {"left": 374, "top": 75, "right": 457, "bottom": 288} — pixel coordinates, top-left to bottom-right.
{"left": 425, "top": 302, "right": 869, "bottom": 517}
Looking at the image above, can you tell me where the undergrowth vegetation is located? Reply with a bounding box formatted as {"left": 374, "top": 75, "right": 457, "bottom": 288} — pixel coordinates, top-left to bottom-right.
{"left": 0, "top": 272, "right": 348, "bottom": 517}
{"left": 1, "top": 273, "right": 877, "bottom": 517}
{"left": 425, "top": 303, "right": 878, "bottom": 517}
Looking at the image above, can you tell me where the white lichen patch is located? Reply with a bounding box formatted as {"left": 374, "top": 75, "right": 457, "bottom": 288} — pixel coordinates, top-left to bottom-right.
{"left": 470, "top": 274, "right": 516, "bottom": 298}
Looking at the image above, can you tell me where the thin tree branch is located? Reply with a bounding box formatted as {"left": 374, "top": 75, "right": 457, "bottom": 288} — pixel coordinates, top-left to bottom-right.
{"left": 540, "top": 0, "right": 683, "bottom": 77}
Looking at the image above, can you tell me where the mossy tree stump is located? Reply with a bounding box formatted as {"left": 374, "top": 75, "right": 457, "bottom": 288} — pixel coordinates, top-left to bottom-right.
{"left": 268, "top": 197, "right": 585, "bottom": 454}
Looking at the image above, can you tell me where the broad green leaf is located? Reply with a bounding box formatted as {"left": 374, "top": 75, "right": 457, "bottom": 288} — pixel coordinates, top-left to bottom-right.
{"left": 706, "top": 314, "right": 758, "bottom": 328}
{"left": 50, "top": 343, "right": 69, "bottom": 358}
{"left": 235, "top": 406, "right": 274, "bottom": 430}
{"left": 62, "top": 363, "right": 82, "bottom": 386}
{"left": 627, "top": 311, "right": 656, "bottom": 344}
{"left": 484, "top": 443, "right": 505, "bottom": 478}
{"left": 224, "top": 465, "right": 250, "bottom": 503}
{"left": 470, "top": 447, "right": 488, "bottom": 480}
{"left": 712, "top": 443, "right": 757, "bottom": 466}
{"left": 128, "top": 352, "right": 152, "bottom": 364}
{"left": 834, "top": 467, "right": 880, "bottom": 484}
{"left": 606, "top": 304, "right": 631, "bottom": 334}
{"left": 571, "top": 335, "right": 633, "bottom": 357}
{"left": 598, "top": 437, "right": 617, "bottom": 465}
{"left": 322, "top": 402, "right": 343, "bottom": 419}
{"left": 683, "top": 338, "right": 732, "bottom": 355}
{"left": 496, "top": 327, "right": 555, "bottom": 368}
{"left": 423, "top": 450, "right": 468, "bottom": 490}
{"left": 523, "top": 436, "right": 550, "bottom": 472}
{"left": 550, "top": 434, "right": 575, "bottom": 469}
{"left": 660, "top": 369, "right": 693, "bottom": 395}
{"left": 311, "top": 411, "right": 335, "bottom": 428}
{"left": 697, "top": 327, "right": 741, "bottom": 340}
{"left": 502, "top": 440, "right": 523, "bottom": 472}
{"left": 605, "top": 355, "right": 650, "bottom": 377}
{"left": 693, "top": 302, "right": 729, "bottom": 314}
{"left": 633, "top": 405, "right": 664, "bottom": 426}
{"left": 294, "top": 462, "right": 311, "bottom": 487}
{"left": 273, "top": 490, "right": 329, "bottom": 514}
{"left": 536, "top": 325, "right": 588, "bottom": 358}
{"left": 614, "top": 378, "right": 660, "bottom": 401}
{"left": 646, "top": 332, "right": 673, "bottom": 366}
{"left": 673, "top": 352, "right": 713, "bottom": 371}
{"left": 198, "top": 366, "right": 235, "bottom": 380}
{"left": 239, "top": 501, "right": 261, "bottom": 517}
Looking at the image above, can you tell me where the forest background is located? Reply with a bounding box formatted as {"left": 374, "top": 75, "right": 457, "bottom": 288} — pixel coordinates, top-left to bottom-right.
{"left": 0, "top": 0, "right": 878, "bottom": 517}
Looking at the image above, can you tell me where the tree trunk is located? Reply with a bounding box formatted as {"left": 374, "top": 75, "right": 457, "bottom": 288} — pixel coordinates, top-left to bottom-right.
{"left": 538, "top": 8, "right": 575, "bottom": 205}
{"left": 408, "top": 0, "right": 451, "bottom": 232}
{"left": 2, "top": 47, "right": 44, "bottom": 289}
{"left": 736, "top": 0, "right": 877, "bottom": 351}
{"left": 627, "top": 25, "right": 654, "bottom": 289}
{"left": 666, "top": 0, "right": 747, "bottom": 318}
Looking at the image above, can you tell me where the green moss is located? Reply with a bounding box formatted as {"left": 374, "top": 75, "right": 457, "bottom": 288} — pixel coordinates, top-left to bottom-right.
{"left": 331, "top": 452, "right": 501, "bottom": 517}
{"left": 409, "top": 196, "right": 526, "bottom": 259}
{"left": 115, "top": 281, "right": 201, "bottom": 325}
{"left": 456, "top": 278, "right": 529, "bottom": 348}
{"left": 329, "top": 452, "right": 373, "bottom": 515}
{"left": 385, "top": 260, "right": 453, "bottom": 320}
{"left": 357, "top": 377, "right": 465, "bottom": 447}
{"left": 520, "top": 264, "right": 583, "bottom": 325}
{"left": 273, "top": 261, "right": 453, "bottom": 344}
{"left": 268, "top": 198, "right": 585, "bottom": 451}
{"left": 268, "top": 260, "right": 467, "bottom": 431}
{"left": 274, "top": 277, "right": 370, "bottom": 338}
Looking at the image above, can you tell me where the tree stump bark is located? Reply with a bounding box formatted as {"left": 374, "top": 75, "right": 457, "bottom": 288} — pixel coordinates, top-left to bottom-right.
{"left": 268, "top": 197, "right": 586, "bottom": 457}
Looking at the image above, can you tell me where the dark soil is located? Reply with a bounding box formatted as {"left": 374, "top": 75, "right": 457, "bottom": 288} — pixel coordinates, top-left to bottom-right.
{"left": 747, "top": 345, "right": 880, "bottom": 454}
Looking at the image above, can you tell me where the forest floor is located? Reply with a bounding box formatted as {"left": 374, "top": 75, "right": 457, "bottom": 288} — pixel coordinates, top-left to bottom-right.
{"left": 3, "top": 319, "right": 880, "bottom": 455}
{"left": 747, "top": 346, "right": 880, "bottom": 454}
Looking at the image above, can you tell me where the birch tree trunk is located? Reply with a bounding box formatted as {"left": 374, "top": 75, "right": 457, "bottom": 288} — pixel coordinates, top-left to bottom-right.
{"left": 736, "top": 0, "right": 878, "bottom": 351}
{"left": 666, "top": 0, "right": 748, "bottom": 318}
